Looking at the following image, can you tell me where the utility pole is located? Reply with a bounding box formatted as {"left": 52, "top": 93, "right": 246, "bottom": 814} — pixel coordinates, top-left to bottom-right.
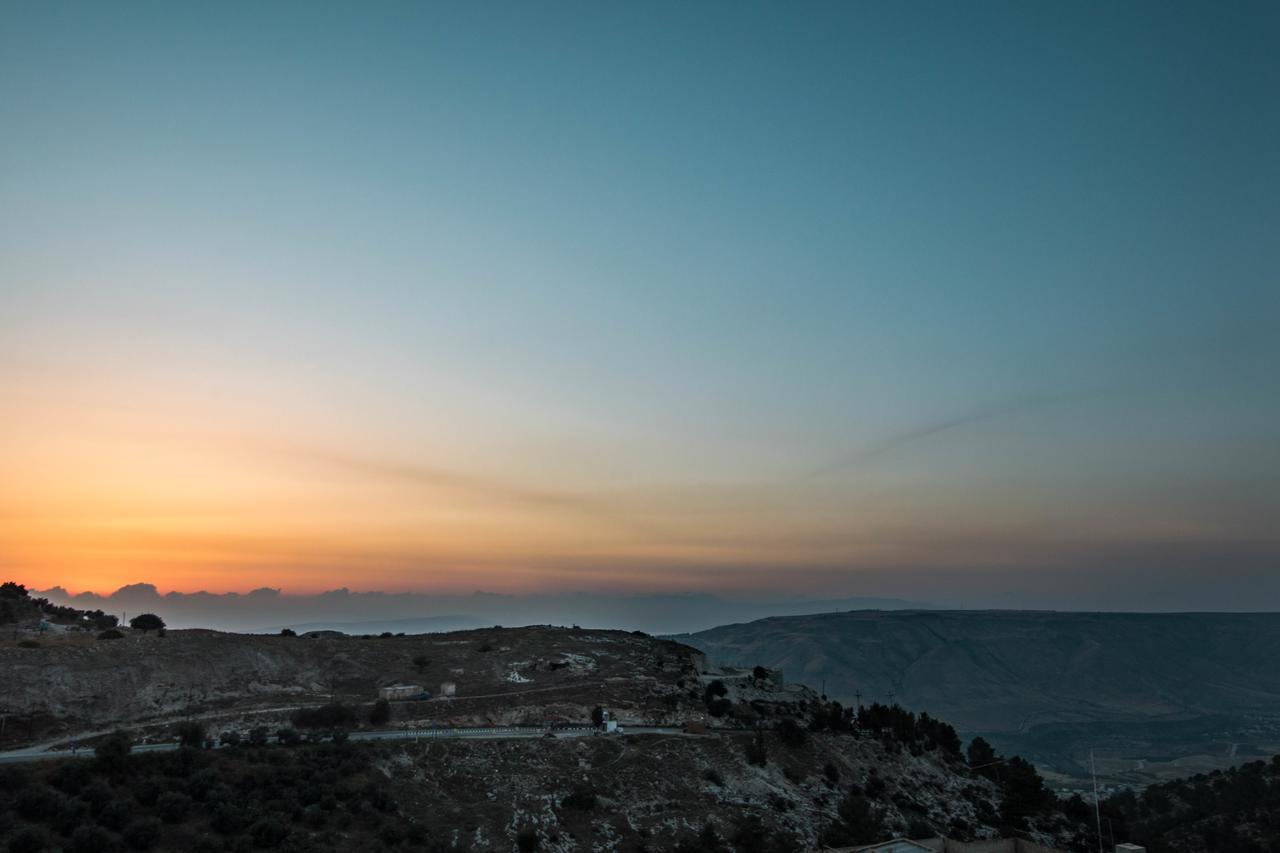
{"left": 1091, "top": 750, "right": 1104, "bottom": 853}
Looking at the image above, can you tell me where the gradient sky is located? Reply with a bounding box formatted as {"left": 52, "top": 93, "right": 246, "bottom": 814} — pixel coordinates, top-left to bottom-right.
{"left": 2, "top": 2, "right": 1277, "bottom": 606}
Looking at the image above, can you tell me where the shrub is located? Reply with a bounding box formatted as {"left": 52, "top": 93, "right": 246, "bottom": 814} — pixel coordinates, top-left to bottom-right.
{"left": 16, "top": 640, "right": 39, "bottom": 649}
{"left": 744, "top": 731, "right": 768, "bottom": 767}
{"left": 219, "top": 730, "right": 242, "bottom": 748}
{"left": 291, "top": 703, "right": 357, "bottom": 729}
{"left": 16, "top": 786, "right": 63, "bottom": 820}
{"left": 7, "top": 828, "right": 49, "bottom": 853}
{"left": 174, "top": 721, "right": 206, "bottom": 748}
{"left": 776, "top": 718, "right": 807, "bottom": 748}
{"left": 97, "top": 629, "right": 125, "bottom": 640}
{"left": 276, "top": 728, "right": 300, "bottom": 746}
{"left": 67, "top": 826, "right": 115, "bottom": 853}
{"left": 54, "top": 798, "right": 90, "bottom": 835}
{"left": 96, "top": 798, "right": 132, "bottom": 830}
{"left": 156, "top": 791, "right": 192, "bottom": 823}
{"left": 129, "top": 613, "right": 165, "bottom": 633}
{"left": 702, "top": 768, "right": 725, "bottom": 786}
{"left": 516, "top": 828, "right": 540, "bottom": 852}
{"left": 368, "top": 699, "right": 391, "bottom": 726}
{"left": 122, "top": 818, "right": 162, "bottom": 851}
{"left": 824, "top": 762, "right": 841, "bottom": 784}
{"left": 249, "top": 817, "right": 289, "bottom": 847}
{"left": 560, "top": 785, "right": 596, "bottom": 811}
{"left": 247, "top": 727, "right": 269, "bottom": 747}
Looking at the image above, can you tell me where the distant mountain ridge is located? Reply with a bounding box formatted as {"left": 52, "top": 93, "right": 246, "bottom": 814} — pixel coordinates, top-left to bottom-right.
{"left": 674, "top": 609, "right": 1280, "bottom": 784}
{"left": 35, "top": 583, "right": 931, "bottom": 634}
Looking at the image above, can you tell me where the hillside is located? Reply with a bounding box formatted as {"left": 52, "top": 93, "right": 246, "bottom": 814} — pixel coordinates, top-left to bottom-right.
{"left": 0, "top": 586, "right": 1095, "bottom": 850}
{"left": 0, "top": 623, "right": 702, "bottom": 749}
{"left": 674, "top": 610, "right": 1280, "bottom": 788}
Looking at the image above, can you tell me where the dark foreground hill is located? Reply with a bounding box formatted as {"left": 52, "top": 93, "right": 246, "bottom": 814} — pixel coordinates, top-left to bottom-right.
{"left": 674, "top": 610, "right": 1280, "bottom": 788}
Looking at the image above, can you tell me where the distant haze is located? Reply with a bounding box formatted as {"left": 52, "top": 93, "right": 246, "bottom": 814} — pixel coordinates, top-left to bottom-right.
{"left": 34, "top": 582, "right": 929, "bottom": 635}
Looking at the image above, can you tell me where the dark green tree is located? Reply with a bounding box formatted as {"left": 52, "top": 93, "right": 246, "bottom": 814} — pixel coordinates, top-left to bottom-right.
{"left": 129, "top": 613, "right": 165, "bottom": 633}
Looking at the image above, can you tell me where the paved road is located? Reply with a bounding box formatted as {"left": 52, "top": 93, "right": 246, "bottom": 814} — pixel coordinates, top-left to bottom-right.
{"left": 0, "top": 725, "right": 689, "bottom": 764}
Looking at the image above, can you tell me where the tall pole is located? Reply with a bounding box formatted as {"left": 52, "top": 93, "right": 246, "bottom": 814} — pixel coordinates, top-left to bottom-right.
{"left": 1091, "top": 750, "right": 1104, "bottom": 853}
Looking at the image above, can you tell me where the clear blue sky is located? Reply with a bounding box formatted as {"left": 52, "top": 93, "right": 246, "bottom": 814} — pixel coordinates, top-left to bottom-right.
{"left": 1, "top": 1, "right": 1277, "bottom": 608}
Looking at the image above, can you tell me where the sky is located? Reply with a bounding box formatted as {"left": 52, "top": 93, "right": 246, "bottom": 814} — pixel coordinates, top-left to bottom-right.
{"left": 1, "top": 2, "right": 1277, "bottom": 609}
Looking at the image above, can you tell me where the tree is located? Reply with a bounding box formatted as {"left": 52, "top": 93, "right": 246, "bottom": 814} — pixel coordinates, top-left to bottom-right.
{"left": 822, "top": 791, "right": 883, "bottom": 846}
{"left": 276, "top": 727, "right": 300, "bottom": 745}
{"left": 369, "top": 698, "right": 391, "bottom": 726}
{"left": 968, "top": 736, "right": 997, "bottom": 770}
{"left": 94, "top": 730, "right": 133, "bottom": 776}
{"left": 776, "top": 718, "right": 807, "bottom": 748}
{"left": 516, "top": 828, "right": 540, "bottom": 852}
{"left": 97, "top": 629, "right": 125, "bottom": 640}
{"left": 279, "top": 628, "right": 296, "bottom": 637}
{"left": 123, "top": 817, "right": 162, "bottom": 851}
{"left": 0, "top": 581, "right": 27, "bottom": 600}
{"left": 174, "top": 720, "right": 205, "bottom": 748}
{"left": 129, "top": 613, "right": 165, "bottom": 634}
{"left": 753, "top": 665, "right": 769, "bottom": 681}
{"left": 219, "top": 730, "right": 242, "bottom": 748}
{"left": 591, "top": 705, "right": 605, "bottom": 727}
{"left": 6, "top": 828, "right": 48, "bottom": 853}
{"left": 412, "top": 654, "right": 430, "bottom": 671}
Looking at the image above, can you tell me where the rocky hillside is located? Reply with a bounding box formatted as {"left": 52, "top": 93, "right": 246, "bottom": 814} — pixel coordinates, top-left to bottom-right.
{"left": 674, "top": 610, "right": 1280, "bottom": 787}
{"left": 0, "top": 624, "right": 700, "bottom": 747}
{"left": 0, "top": 702, "right": 1089, "bottom": 852}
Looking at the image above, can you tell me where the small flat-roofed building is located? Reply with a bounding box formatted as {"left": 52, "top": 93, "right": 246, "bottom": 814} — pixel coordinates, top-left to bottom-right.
{"left": 379, "top": 683, "right": 424, "bottom": 701}
{"left": 439, "top": 681, "right": 457, "bottom": 697}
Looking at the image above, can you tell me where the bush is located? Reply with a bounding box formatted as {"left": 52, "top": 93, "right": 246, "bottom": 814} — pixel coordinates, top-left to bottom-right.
{"left": 368, "top": 699, "right": 391, "bottom": 726}
{"left": 97, "top": 629, "right": 125, "bottom": 640}
{"left": 156, "top": 791, "right": 192, "bottom": 823}
{"left": 219, "top": 730, "right": 242, "bottom": 748}
{"left": 16, "top": 640, "right": 39, "bottom": 649}
{"left": 7, "top": 828, "right": 48, "bottom": 853}
{"left": 247, "top": 727, "right": 269, "bottom": 747}
{"left": 96, "top": 799, "right": 132, "bottom": 830}
{"left": 129, "top": 613, "right": 165, "bottom": 633}
{"left": 122, "top": 818, "right": 162, "bottom": 851}
{"left": 776, "top": 718, "right": 807, "bottom": 748}
{"left": 67, "top": 826, "right": 115, "bottom": 853}
{"left": 702, "top": 768, "right": 725, "bottom": 786}
{"left": 16, "top": 786, "right": 62, "bottom": 820}
{"left": 516, "top": 828, "right": 540, "bottom": 852}
{"left": 744, "top": 731, "right": 768, "bottom": 767}
{"left": 249, "top": 817, "right": 289, "bottom": 847}
{"left": 824, "top": 762, "right": 841, "bottom": 784}
{"left": 291, "top": 703, "right": 357, "bottom": 729}
{"left": 560, "top": 785, "right": 596, "bottom": 811}
{"left": 279, "top": 628, "right": 296, "bottom": 637}
{"left": 276, "top": 728, "right": 300, "bottom": 745}
{"left": 174, "top": 721, "right": 206, "bottom": 748}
